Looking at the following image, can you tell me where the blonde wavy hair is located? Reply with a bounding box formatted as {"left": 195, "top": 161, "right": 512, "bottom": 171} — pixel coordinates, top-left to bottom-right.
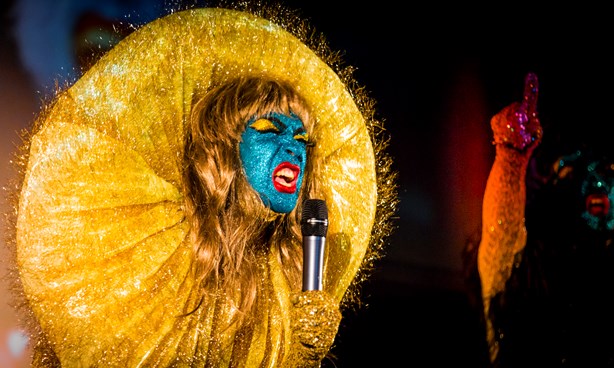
{"left": 182, "top": 75, "right": 316, "bottom": 328}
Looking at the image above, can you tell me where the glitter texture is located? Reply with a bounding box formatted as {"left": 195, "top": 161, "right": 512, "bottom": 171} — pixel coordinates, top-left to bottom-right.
{"left": 8, "top": 4, "right": 398, "bottom": 368}
{"left": 478, "top": 73, "right": 542, "bottom": 362}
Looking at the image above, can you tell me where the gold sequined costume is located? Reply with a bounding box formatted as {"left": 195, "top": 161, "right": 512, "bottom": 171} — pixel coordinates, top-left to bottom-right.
{"left": 8, "top": 4, "right": 398, "bottom": 367}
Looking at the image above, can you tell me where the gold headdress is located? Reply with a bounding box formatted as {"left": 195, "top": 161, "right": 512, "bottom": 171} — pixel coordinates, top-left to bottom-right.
{"left": 9, "top": 4, "right": 397, "bottom": 366}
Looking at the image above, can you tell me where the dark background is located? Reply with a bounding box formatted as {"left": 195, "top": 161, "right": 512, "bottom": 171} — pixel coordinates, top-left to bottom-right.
{"left": 2, "top": 1, "right": 612, "bottom": 367}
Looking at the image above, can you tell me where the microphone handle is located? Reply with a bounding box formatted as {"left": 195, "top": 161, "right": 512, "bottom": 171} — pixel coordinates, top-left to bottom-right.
{"left": 302, "top": 235, "right": 326, "bottom": 291}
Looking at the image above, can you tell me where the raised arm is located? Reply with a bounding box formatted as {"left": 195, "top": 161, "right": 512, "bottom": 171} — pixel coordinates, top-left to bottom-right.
{"left": 478, "top": 72, "right": 542, "bottom": 302}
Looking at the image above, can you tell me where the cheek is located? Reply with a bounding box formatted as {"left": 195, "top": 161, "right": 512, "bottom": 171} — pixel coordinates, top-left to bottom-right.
{"left": 240, "top": 139, "right": 278, "bottom": 183}
{"left": 297, "top": 145, "right": 307, "bottom": 162}
{"left": 251, "top": 140, "right": 278, "bottom": 160}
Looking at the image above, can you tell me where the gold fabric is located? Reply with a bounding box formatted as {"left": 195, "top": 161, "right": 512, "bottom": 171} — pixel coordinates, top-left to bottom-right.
{"left": 11, "top": 6, "right": 398, "bottom": 367}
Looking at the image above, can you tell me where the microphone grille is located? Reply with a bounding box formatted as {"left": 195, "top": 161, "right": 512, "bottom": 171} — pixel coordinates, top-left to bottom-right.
{"left": 301, "top": 199, "right": 328, "bottom": 236}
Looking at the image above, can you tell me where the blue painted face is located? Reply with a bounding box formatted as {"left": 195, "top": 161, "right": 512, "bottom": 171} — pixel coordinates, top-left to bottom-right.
{"left": 580, "top": 159, "right": 614, "bottom": 231}
{"left": 239, "top": 112, "right": 309, "bottom": 213}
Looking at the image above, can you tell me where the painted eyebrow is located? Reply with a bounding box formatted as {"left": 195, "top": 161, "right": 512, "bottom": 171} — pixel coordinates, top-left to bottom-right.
{"left": 269, "top": 116, "right": 306, "bottom": 134}
{"left": 268, "top": 116, "right": 287, "bottom": 131}
{"left": 267, "top": 115, "right": 307, "bottom": 137}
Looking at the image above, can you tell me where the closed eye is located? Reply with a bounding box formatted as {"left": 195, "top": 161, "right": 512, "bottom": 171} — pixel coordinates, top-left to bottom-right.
{"left": 249, "top": 118, "right": 280, "bottom": 133}
{"left": 294, "top": 133, "right": 310, "bottom": 146}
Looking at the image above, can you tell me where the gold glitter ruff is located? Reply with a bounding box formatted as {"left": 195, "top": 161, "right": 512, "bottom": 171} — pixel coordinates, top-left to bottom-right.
{"left": 7, "top": 4, "right": 398, "bottom": 367}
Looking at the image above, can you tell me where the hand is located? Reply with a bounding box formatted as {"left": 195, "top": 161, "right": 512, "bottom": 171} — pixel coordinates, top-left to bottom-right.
{"left": 285, "top": 291, "right": 342, "bottom": 367}
{"left": 491, "top": 72, "right": 543, "bottom": 152}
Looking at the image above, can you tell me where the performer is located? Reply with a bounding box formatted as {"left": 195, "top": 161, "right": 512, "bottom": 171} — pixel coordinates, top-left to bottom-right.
{"left": 7, "top": 4, "right": 397, "bottom": 367}
{"left": 470, "top": 72, "right": 614, "bottom": 367}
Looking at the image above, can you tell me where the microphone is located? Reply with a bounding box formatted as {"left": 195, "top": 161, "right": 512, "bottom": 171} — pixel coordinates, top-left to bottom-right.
{"left": 300, "top": 199, "right": 328, "bottom": 291}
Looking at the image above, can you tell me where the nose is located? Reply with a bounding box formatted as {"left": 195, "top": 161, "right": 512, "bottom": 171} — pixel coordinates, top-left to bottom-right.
{"left": 285, "top": 147, "right": 304, "bottom": 164}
